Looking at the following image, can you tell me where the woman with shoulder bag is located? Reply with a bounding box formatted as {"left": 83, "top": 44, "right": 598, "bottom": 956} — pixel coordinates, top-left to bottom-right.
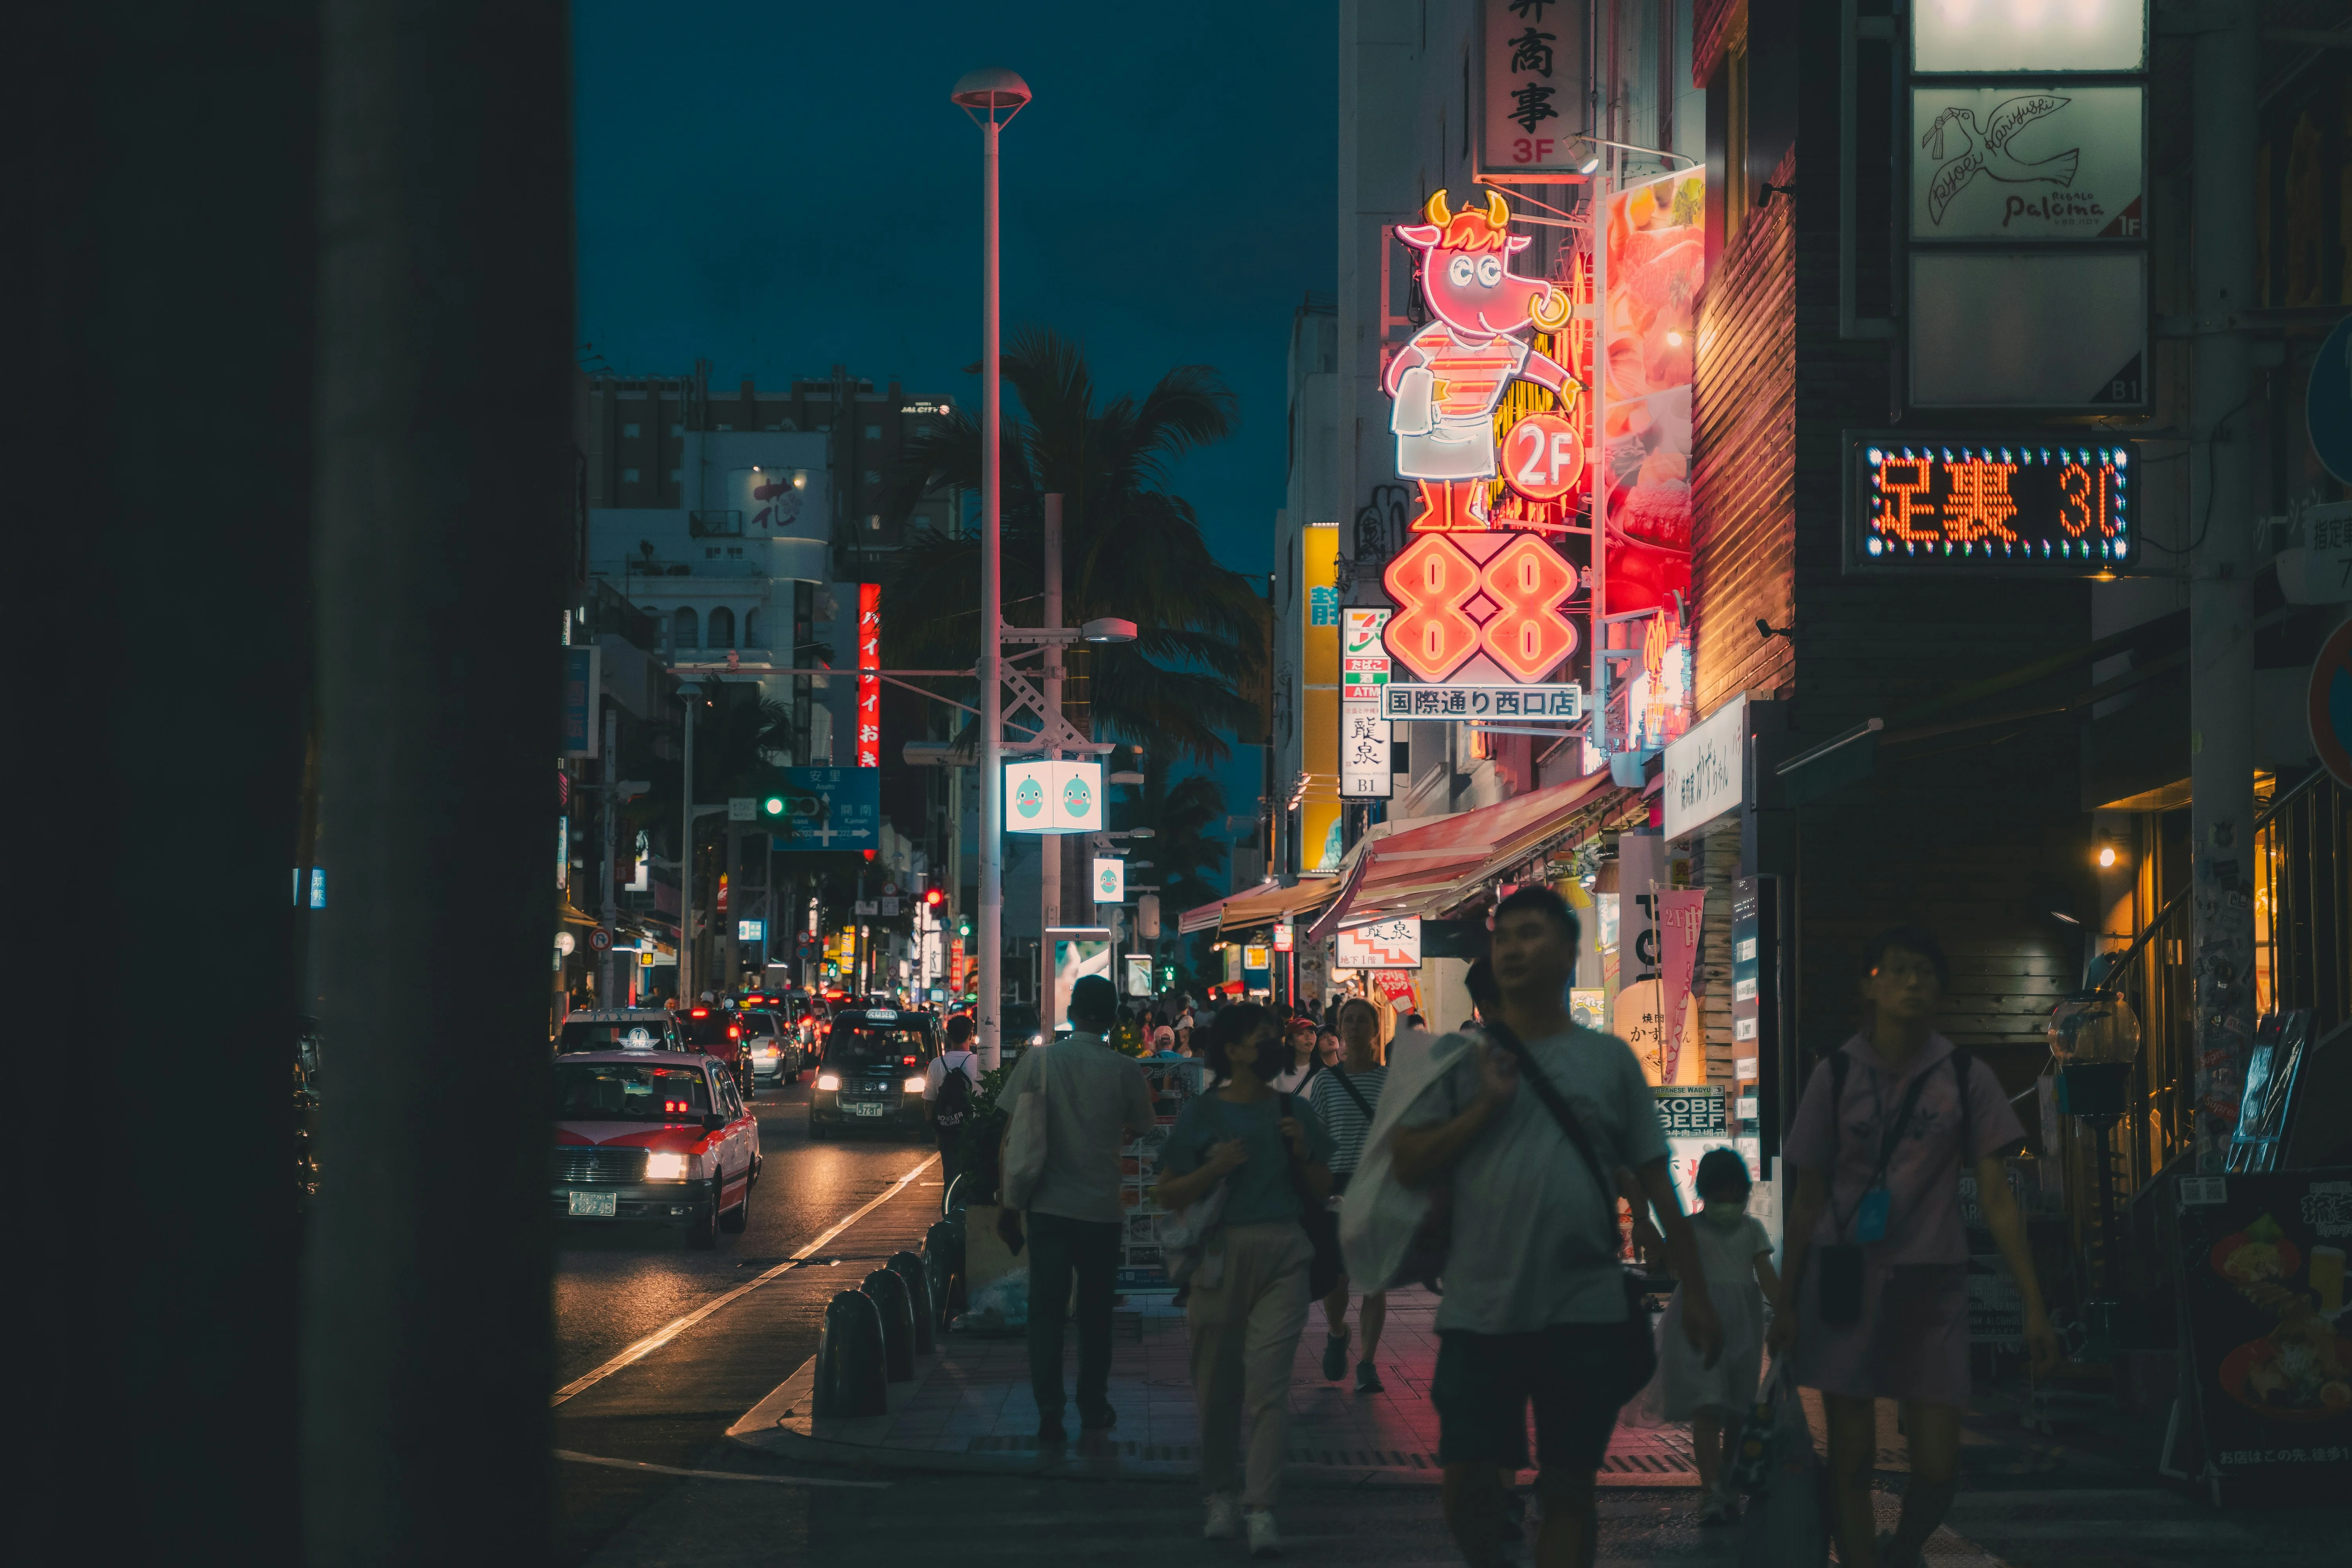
{"left": 1769, "top": 927, "right": 2059, "bottom": 1568}
{"left": 1156, "top": 1004, "right": 1337, "bottom": 1557}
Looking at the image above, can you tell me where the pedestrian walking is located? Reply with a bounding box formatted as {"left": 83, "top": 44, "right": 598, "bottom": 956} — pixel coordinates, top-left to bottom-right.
{"left": 994, "top": 975, "right": 1157, "bottom": 1443}
{"left": 1155, "top": 1002, "right": 1337, "bottom": 1556}
{"left": 1309, "top": 997, "right": 1391, "bottom": 1392}
{"left": 1264, "top": 1016, "right": 1319, "bottom": 1094}
{"left": 924, "top": 1014, "right": 983, "bottom": 1199}
{"left": 1387, "top": 887, "right": 1722, "bottom": 1568}
{"left": 1768, "top": 926, "right": 2058, "bottom": 1568}
{"left": 1657, "top": 1149, "right": 1778, "bottom": 1525}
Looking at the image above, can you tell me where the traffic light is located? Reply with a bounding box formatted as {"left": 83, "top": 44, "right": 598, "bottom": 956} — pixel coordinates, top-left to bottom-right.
{"left": 956, "top": 916, "right": 971, "bottom": 938}
{"left": 922, "top": 887, "right": 946, "bottom": 910}
{"left": 761, "top": 794, "right": 786, "bottom": 818}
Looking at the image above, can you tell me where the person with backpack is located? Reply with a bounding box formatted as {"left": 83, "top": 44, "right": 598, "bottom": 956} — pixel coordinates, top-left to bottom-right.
{"left": 924, "top": 1014, "right": 983, "bottom": 1196}
{"left": 1768, "top": 926, "right": 2058, "bottom": 1568}
{"left": 1387, "top": 887, "right": 1720, "bottom": 1568}
{"left": 1307, "top": 997, "right": 1391, "bottom": 1392}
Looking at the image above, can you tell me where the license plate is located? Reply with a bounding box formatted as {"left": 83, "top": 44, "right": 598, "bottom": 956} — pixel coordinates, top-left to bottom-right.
{"left": 568, "top": 1190, "right": 618, "bottom": 1217}
{"left": 851, "top": 1103, "right": 886, "bottom": 1118}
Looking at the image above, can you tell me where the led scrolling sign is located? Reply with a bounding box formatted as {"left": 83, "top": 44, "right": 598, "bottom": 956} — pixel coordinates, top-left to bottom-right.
{"left": 1848, "top": 435, "right": 2134, "bottom": 574}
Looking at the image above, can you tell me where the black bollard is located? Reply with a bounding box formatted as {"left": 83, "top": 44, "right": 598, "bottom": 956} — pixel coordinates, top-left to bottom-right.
{"left": 886, "top": 1249, "right": 936, "bottom": 1355}
{"left": 862, "top": 1268, "right": 916, "bottom": 1382}
{"left": 924, "top": 1218, "right": 964, "bottom": 1327}
{"left": 811, "top": 1289, "right": 887, "bottom": 1417}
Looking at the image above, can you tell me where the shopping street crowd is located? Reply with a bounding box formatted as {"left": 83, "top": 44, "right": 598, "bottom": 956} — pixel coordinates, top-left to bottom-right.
{"left": 962, "top": 889, "right": 2060, "bottom": 1568}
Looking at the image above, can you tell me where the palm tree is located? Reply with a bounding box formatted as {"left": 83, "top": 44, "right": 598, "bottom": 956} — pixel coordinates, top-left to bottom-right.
{"left": 877, "top": 328, "right": 1265, "bottom": 764}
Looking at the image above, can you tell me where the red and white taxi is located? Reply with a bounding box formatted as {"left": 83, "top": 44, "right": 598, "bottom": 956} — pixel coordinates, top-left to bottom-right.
{"left": 552, "top": 1051, "right": 760, "bottom": 1248}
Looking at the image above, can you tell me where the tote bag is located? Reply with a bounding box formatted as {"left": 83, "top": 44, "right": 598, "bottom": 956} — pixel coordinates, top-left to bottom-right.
{"left": 999, "top": 1044, "right": 1052, "bottom": 1211}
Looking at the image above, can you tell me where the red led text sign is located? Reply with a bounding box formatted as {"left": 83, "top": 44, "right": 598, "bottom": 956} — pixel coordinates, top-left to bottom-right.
{"left": 1848, "top": 435, "right": 2134, "bottom": 574}
{"left": 857, "top": 583, "right": 881, "bottom": 767}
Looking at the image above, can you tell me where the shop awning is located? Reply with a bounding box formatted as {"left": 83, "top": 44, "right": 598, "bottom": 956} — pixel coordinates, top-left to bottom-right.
{"left": 1177, "top": 876, "right": 1342, "bottom": 937}
{"left": 1306, "top": 769, "right": 1629, "bottom": 941}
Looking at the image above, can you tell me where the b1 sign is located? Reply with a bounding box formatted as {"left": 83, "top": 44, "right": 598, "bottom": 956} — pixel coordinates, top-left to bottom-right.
{"left": 1004, "top": 759, "right": 1102, "bottom": 834}
{"left": 1662, "top": 694, "right": 1745, "bottom": 840}
{"left": 1335, "top": 917, "right": 1423, "bottom": 971}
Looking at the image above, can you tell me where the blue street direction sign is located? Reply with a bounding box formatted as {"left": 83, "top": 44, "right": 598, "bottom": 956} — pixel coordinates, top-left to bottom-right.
{"left": 2309, "top": 316, "right": 2352, "bottom": 486}
{"left": 766, "top": 768, "right": 880, "bottom": 852}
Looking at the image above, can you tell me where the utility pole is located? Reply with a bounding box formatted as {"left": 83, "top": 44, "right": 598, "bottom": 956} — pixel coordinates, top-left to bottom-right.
{"left": 1041, "top": 492, "right": 1063, "bottom": 1003}
{"left": 2188, "top": 5, "right": 2259, "bottom": 1173}
{"left": 679, "top": 682, "right": 701, "bottom": 1002}
{"left": 600, "top": 705, "right": 618, "bottom": 1001}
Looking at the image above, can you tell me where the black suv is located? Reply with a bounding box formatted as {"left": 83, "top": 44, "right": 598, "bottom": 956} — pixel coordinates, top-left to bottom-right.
{"left": 808, "top": 1009, "right": 939, "bottom": 1139}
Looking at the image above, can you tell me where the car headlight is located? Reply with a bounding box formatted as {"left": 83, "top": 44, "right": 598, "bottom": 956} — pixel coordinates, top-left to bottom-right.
{"left": 644, "top": 1152, "right": 688, "bottom": 1181}
{"left": 904, "top": 1076, "right": 926, "bottom": 1093}
{"left": 815, "top": 1073, "right": 840, "bottom": 1091}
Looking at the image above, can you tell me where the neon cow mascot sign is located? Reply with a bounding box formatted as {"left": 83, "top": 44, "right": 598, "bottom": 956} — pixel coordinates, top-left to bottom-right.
{"left": 1385, "top": 190, "right": 1578, "bottom": 535}
{"left": 1377, "top": 191, "right": 1587, "bottom": 688}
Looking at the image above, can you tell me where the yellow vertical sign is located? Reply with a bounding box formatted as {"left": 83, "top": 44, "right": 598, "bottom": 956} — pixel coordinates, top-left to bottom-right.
{"left": 1302, "top": 526, "right": 1342, "bottom": 870}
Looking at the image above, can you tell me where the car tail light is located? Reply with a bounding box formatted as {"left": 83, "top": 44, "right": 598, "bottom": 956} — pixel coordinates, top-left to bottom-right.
{"left": 901, "top": 1054, "right": 917, "bottom": 1066}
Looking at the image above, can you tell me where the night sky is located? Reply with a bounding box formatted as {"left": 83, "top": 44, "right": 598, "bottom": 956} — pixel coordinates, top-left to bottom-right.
{"left": 574, "top": 0, "right": 1340, "bottom": 577}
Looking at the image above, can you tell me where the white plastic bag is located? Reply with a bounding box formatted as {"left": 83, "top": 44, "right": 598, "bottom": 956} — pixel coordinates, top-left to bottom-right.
{"left": 999, "top": 1042, "right": 1052, "bottom": 1211}
{"left": 1336, "top": 1030, "right": 1473, "bottom": 1290}
{"left": 1160, "top": 1180, "right": 1230, "bottom": 1288}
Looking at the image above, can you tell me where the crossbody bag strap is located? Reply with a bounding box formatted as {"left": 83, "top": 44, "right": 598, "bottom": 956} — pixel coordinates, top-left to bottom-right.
{"left": 1829, "top": 1049, "right": 1940, "bottom": 1241}
{"left": 1479, "top": 1021, "right": 1618, "bottom": 1215}
{"left": 1327, "top": 1063, "right": 1376, "bottom": 1123}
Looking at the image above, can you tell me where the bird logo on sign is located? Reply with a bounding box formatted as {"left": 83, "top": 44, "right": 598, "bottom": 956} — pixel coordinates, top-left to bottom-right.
{"left": 1921, "top": 95, "right": 2080, "bottom": 225}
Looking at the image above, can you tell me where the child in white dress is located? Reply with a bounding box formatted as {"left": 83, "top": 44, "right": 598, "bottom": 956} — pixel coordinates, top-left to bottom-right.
{"left": 1658, "top": 1148, "right": 1779, "bottom": 1523}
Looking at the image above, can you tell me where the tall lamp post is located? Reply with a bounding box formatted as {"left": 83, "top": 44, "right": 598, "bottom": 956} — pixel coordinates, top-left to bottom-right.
{"left": 676, "top": 681, "right": 703, "bottom": 1002}
{"left": 953, "top": 66, "right": 1031, "bottom": 1068}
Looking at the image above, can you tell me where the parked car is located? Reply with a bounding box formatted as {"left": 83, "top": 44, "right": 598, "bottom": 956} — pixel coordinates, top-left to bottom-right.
{"left": 557, "top": 1008, "right": 681, "bottom": 1054}
{"left": 808, "top": 1008, "right": 939, "bottom": 1140}
{"left": 550, "top": 1051, "right": 759, "bottom": 1248}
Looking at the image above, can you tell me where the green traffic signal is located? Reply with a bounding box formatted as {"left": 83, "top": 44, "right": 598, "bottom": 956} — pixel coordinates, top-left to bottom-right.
{"left": 762, "top": 796, "right": 786, "bottom": 816}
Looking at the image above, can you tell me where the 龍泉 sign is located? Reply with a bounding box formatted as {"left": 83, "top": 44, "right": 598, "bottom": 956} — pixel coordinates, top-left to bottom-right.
{"left": 1334, "top": 917, "right": 1423, "bottom": 971}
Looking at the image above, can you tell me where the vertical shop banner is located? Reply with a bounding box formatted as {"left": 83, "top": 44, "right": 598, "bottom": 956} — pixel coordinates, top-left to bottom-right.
{"left": 1302, "top": 526, "right": 1344, "bottom": 866}
{"left": 2175, "top": 1169, "right": 2352, "bottom": 1501}
{"left": 1614, "top": 834, "right": 1666, "bottom": 1080}
{"left": 1601, "top": 169, "right": 1704, "bottom": 617}
{"left": 560, "top": 646, "right": 601, "bottom": 758}
{"left": 856, "top": 582, "right": 880, "bottom": 768}
{"left": 1477, "top": 0, "right": 1587, "bottom": 178}
{"left": 1341, "top": 607, "right": 1394, "bottom": 799}
{"left": 1659, "top": 888, "right": 1706, "bottom": 1084}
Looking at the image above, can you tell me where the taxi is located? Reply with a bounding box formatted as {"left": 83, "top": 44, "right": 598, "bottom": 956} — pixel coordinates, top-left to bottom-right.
{"left": 552, "top": 1050, "right": 760, "bottom": 1248}
{"left": 557, "top": 1008, "right": 681, "bottom": 1054}
{"left": 808, "top": 1007, "right": 938, "bottom": 1140}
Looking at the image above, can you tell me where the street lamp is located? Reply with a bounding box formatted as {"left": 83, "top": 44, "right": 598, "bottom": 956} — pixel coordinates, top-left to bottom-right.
{"left": 952, "top": 65, "right": 1031, "bottom": 1069}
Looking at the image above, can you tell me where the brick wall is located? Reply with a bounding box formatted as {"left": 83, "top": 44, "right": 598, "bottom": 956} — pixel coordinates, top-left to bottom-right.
{"left": 1691, "top": 143, "right": 1798, "bottom": 718}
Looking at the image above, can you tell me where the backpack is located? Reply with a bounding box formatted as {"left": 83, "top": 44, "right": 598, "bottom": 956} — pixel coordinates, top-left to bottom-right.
{"left": 934, "top": 1050, "right": 976, "bottom": 1126}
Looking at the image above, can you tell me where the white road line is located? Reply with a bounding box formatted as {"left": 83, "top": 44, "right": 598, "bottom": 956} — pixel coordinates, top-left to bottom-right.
{"left": 550, "top": 1154, "right": 938, "bottom": 1407}
{"left": 554, "top": 1449, "right": 889, "bottom": 1489}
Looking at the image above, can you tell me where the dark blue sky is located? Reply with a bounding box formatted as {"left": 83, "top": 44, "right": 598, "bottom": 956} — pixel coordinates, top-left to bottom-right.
{"left": 574, "top": 0, "right": 1339, "bottom": 579}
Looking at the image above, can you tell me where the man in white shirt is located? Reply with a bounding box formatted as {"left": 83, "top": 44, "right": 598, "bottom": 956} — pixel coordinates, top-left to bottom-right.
{"left": 996, "top": 976, "right": 1155, "bottom": 1441}
{"left": 924, "top": 1014, "right": 983, "bottom": 1195}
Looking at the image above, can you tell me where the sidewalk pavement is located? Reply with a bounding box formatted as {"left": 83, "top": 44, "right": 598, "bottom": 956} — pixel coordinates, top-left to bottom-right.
{"left": 728, "top": 1287, "right": 1701, "bottom": 1485}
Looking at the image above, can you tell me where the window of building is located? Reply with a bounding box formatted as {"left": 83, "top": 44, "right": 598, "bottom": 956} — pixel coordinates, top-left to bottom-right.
{"left": 622, "top": 422, "right": 641, "bottom": 438}
{"left": 672, "top": 608, "right": 699, "bottom": 649}
{"left": 726, "top": 546, "right": 743, "bottom": 558}
{"left": 669, "top": 423, "right": 684, "bottom": 436}
{"left": 743, "top": 608, "right": 764, "bottom": 648}
{"left": 668, "top": 468, "right": 682, "bottom": 483}
{"left": 708, "top": 606, "right": 735, "bottom": 648}
{"left": 622, "top": 467, "right": 641, "bottom": 483}
{"left": 705, "top": 547, "right": 721, "bottom": 559}
{"left": 864, "top": 424, "right": 882, "bottom": 441}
